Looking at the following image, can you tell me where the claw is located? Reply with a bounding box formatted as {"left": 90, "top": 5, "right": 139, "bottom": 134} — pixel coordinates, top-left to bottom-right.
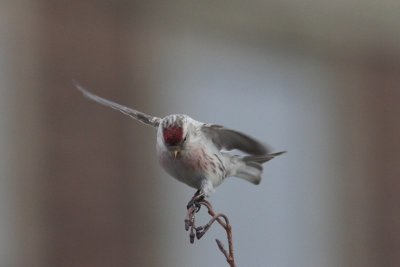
{"left": 186, "top": 199, "right": 195, "bottom": 210}
{"left": 194, "top": 202, "right": 201, "bottom": 212}
{"left": 187, "top": 190, "right": 205, "bottom": 209}
{"left": 186, "top": 192, "right": 205, "bottom": 211}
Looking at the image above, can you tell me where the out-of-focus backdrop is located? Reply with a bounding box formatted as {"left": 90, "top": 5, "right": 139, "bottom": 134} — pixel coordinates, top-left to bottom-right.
{"left": 1, "top": 1, "right": 399, "bottom": 267}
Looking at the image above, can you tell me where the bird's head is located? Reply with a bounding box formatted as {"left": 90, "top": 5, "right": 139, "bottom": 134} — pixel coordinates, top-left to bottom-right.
{"left": 161, "top": 115, "right": 188, "bottom": 148}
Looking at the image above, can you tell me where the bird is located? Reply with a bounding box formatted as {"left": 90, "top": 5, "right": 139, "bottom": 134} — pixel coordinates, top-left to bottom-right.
{"left": 74, "top": 81, "right": 285, "bottom": 204}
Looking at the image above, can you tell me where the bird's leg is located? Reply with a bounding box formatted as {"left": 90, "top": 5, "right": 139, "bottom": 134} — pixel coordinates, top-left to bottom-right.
{"left": 186, "top": 189, "right": 205, "bottom": 211}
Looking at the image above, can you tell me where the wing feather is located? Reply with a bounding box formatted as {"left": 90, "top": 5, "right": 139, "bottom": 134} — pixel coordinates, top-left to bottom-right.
{"left": 201, "top": 124, "right": 270, "bottom": 155}
{"left": 74, "top": 80, "right": 161, "bottom": 128}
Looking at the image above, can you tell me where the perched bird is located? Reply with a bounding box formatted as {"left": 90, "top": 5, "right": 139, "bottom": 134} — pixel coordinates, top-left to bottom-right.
{"left": 74, "top": 81, "right": 285, "bottom": 201}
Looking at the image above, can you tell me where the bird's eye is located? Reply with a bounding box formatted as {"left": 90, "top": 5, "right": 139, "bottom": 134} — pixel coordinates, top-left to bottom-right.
{"left": 183, "top": 136, "right": 187, "bottom": 142}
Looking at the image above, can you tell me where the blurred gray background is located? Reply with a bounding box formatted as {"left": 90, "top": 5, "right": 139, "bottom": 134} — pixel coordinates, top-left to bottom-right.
{"left": 1, "top": 1, "right": 399, "bottom": 267}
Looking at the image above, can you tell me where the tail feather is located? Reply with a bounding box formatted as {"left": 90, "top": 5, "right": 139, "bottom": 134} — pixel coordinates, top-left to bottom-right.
{"left": 235, "top": 151, "right": 286, "bottom": 185}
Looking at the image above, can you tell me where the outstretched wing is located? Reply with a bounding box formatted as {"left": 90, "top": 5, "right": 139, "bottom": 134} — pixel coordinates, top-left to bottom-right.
{"left": 74, "top": 80, "right": 161, "bottom": 128}
{"left": 201, "top": 124, "right": 270, "bottom": 155}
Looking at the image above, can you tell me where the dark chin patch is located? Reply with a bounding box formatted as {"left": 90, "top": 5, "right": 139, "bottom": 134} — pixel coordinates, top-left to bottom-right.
{"left": 163, "top": 126, "right": 183, "bottom": 146}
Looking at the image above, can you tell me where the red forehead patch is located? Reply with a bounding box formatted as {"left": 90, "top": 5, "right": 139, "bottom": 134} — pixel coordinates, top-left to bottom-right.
{"left": 163, "top": 126, "right": 183, "bottom": 146}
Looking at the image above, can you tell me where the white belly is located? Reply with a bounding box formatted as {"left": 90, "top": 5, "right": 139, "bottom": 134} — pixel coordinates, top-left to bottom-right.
{"left": 156, "top": 143, "right": 227, "bottom": 191}
{"left": 157, "top": 147, "right": 206, "bottom": 189}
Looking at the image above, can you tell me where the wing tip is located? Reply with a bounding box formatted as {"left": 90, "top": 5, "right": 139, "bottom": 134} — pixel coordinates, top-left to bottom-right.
{"left": 73, "top": 80, "right": 97, "bottom": 101}
{"left": 72, "top": 79, "right": 86, "bottom": 94}
{"left": 271, "top": 151, "right": 286, "bottom": 156}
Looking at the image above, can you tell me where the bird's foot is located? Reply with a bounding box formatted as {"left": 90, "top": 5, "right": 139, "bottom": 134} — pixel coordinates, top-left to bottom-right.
{"left": 186, "top": 190, "right": 205, "bottom": 211}
{"left": 187, "top": 200, "right": 201, "bottom": 212}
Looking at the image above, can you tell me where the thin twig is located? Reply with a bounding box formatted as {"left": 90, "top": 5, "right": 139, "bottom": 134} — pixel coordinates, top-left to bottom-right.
{"left": 185, "top": 198, "right": 237, "bottom": 267}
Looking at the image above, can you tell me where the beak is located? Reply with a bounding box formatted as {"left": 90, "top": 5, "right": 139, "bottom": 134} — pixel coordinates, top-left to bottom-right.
{"left": 173, "top": 149, "right": 180, "bottom": 158}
